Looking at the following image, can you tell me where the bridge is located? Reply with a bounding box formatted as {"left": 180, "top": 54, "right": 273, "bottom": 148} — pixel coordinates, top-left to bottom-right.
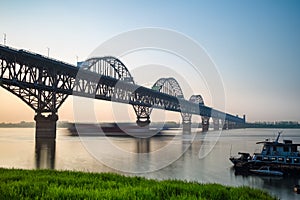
{"left": 0, "top": 45, "right": 245, "bottom": 139}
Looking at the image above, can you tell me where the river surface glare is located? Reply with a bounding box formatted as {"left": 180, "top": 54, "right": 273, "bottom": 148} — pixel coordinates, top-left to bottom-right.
{"left": 0, "top": 128, "right": 299, "bottom": 199}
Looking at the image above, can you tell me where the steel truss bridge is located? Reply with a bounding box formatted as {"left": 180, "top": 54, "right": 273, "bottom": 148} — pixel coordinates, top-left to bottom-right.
{"left": 0, "top": 45, "right": 245, "bottom": 139}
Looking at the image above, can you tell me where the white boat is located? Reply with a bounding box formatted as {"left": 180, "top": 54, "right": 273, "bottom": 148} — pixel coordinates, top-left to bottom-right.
{"left": 250, "top": 166, "right": 283, "bottom": 176}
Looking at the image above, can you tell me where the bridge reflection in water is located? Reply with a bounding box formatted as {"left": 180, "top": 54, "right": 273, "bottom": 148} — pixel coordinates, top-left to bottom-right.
{"left": 34, "top": 133, "right": 154, "bottom": 170}
{"left": 33, "top": 129, "right": 197, "bottom": 170}
{"left": 35, "top": 137, "right": 55, "bottom": 169}
{"left": 136, "top": 138, "right": 150, "bottom": 153}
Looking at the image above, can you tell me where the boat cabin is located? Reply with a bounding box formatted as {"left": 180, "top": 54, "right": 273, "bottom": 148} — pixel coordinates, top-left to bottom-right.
{"left": 253, "top": 139, "right": 300, "bottom": 165}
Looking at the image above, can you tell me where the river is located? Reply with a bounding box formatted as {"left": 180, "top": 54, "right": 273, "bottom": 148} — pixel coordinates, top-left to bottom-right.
{"left": 0, "top": 127, "right": 299, "bottom": 199}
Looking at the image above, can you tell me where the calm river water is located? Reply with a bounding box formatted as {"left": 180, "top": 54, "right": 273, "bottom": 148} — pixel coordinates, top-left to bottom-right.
{"left": 0, "top": 128, "right": 299, "bottom": 199}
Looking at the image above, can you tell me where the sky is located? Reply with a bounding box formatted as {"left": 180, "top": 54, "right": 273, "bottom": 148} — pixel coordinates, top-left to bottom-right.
{"left": 0, "top": 0, "right": 299, "bottom": 123}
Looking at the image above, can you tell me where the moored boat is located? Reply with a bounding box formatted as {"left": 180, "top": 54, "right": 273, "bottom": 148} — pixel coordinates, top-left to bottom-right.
{"left": 229, "top": 152, "right": 251, "bottom": 165}
{"left": 230, "top": 131, "right": 300, "bottom": 175}
{"left": 250, "top": 166, "right": 283, "bottom": 176}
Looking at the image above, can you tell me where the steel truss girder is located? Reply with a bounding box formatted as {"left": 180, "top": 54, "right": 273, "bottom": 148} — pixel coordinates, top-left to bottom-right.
{"left": 183, "top": 95, "right": 205, "bottom": 123}
{"left": 0, "top": 56, "right": 70, "bottom": 114}
{"left": 80, "top": 57, "right": 134, "bottom": 83}
{"left": 152, "top": 77, "right": 193, "bottom": 123}
{"left": 0, "top": 45, "right": 245, "bottom": 124}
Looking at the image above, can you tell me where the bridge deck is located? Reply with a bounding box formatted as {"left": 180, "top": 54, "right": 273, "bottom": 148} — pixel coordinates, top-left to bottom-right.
{"left": 0, "top": 45, "right": 245, "bottom": 124}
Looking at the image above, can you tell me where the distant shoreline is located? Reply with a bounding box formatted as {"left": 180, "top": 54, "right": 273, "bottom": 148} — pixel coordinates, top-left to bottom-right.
{"left": 0, "top": 121, "right": 299, "bottom": 129}
{"left": 245, "top": 123, "right": 300, "bottom": 129}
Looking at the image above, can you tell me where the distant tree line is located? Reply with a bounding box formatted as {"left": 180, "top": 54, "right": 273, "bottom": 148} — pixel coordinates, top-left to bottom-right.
{"left": 246, "top": 121, "right": 300, "bottom": 128}
{"left": 0, "top": 121, "right": 70, "bottom": 128}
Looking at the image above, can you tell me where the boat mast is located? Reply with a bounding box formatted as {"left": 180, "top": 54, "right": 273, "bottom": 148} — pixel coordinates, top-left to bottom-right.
{"left": 275, "top": 131, "right": 282, "bottom": 143}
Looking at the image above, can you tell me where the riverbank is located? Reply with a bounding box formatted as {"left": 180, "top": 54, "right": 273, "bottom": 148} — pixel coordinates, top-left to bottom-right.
{"left": 0, "top": 168, "right": 276, "bottom": 199}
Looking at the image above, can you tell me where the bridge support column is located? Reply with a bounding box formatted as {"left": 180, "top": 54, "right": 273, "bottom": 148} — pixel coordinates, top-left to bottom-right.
{"left": 222, "top": 120, "right": 228, "bottom": 130}
{"left": 228, "top": 121, "right": 235, "bottom": 129}
{"left": 133, "top": 105, "right": 151, "bottom": 127}
{"left": 182, "top": 112, "right": 192, "bottom": 132}
{"left": 34, "top": 113, "right": 58, "bottom": 139}
{"left": 182, "top": 121, "right": 191, "bottom": 132}
{"left": 202, "top": 116, "right": 210, "bottom": 132}
{"left": 213, "top": 118, "right": 220, "bottom": 130}
{"left": 136, "top": 117, "right": 150, "bottom": 127}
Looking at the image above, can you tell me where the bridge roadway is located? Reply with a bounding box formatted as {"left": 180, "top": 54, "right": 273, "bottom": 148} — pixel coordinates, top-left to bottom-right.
{"left": 0, "top": 45, "right": 245, "bottom": 138}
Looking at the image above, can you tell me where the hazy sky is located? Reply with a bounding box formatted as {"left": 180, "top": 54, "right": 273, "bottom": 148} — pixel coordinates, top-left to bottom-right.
{"left": 0, "top": 0, "right": 299, "bottom": 122}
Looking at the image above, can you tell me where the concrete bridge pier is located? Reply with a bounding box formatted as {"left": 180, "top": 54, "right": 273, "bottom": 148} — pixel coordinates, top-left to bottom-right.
{"left": 182, "top": 121, "right": 192, "bottom": 132}
{"left": 222, "top": 120, "right": 228, "bottom": 130}
{"left": 136, "top": 117, "right": 151, "bottom": 127}
{"left": 202, "top": 116, "right": 210, "bottom": 132}
{"left": 34, "top": 113, "right": 58, "bottom": 139}
{"left": 213, "top": 118, "right": 220, "bottom": 130}
{"left": 228, "top": 121, "right": 235, "bottom": 129}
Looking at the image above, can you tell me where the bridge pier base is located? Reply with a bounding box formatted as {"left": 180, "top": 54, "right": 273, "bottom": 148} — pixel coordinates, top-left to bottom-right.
{"left": 34, "top": 113, "right": 58, "bottom": 139}
{"left": 182, "top": 122, "right": 191, "bottom": 132}
{"left": 202, "top": 116, "right": 210, "bottom": 132}
{"left": 213, "top": 118, "right": 220, "bottom": 130}
{"left": 228, "top": 121, "right": 235, "bottom": 129}
{"left": 222, "top": 120, "right": 228, "bottom": 130}
{"left": 136, "top": 119, "right": 150, "bottom": 127}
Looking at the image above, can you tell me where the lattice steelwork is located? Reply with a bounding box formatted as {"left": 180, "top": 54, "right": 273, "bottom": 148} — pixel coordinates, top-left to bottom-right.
{"left": 0, "top": 51, "right": 72, "bottom": 114}
{"left": 80, "top": 57, "right": 134, "bottom": 83}
{"left": 151, "top": 77, "right": 194, "bottom": 123}
{"left": 152, "top": 78, "right": 184, "bottom": 98}
{"left": 181, "top": 95, "right": 206, "bottom": 124}
{"left": 0, "top": 45, "right": 245, "bottom": 131}
{"left": 80, "top": 57, "right": 150, "bottom": 126}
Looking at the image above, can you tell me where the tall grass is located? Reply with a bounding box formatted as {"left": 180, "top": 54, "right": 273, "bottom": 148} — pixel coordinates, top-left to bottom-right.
{"left": 0, "top": 168, "right": 276, "bottom": 199}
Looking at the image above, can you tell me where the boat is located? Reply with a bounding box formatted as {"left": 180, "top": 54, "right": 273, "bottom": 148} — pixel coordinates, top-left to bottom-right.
{"left": 250, "top": 166, "right": 283, "bottom": 176}
{"left": 67, "top": 123, "right": 164, "bottom": 137}
{"left": 230, "top": 131, "right": 300, "bottom": 175}
{"left": 229, "top": 152, "right": 251, "bottom": 165}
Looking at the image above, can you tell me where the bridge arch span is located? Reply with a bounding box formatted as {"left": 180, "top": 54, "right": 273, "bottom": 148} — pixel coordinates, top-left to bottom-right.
{"left": 182, "top": 95, "right": 205, "bottom": 124}
{"left": 150, "top": 77, "right": 192, "bottom": 125}
{"left": 133, "top": 77, "right": 187, "bottom": 126}
{"left": 151, "top": 77, "right": 184, "bottom": 98}
{"left": 80, "top": 57, "right": 134, "bottom": 84}
{"left": 189, "top": 94, "right": 204, "bottom": 105}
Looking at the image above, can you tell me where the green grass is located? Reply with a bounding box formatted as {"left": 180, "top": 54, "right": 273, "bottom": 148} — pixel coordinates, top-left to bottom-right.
{"left": 0, "top": 168, "right": 276, "bottom": 200}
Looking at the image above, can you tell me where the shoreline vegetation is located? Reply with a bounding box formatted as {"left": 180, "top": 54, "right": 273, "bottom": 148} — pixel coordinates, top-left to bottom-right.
{"left": 0, "top": 168, "right": 276, "bottom": 199}
{"left": 0, "top": 121, "right": 299, "bottom": 129}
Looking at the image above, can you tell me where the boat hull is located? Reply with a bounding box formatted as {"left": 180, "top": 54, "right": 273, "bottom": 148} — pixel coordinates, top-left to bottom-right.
{"left": 234, "top": 161, "right": 300, "bottom": 175}
{"left": 249, "top": 169, "right": 283, "bottom": 176}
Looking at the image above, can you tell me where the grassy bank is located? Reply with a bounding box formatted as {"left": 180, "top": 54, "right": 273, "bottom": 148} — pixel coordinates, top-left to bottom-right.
{"left": 0, "top": 168, "right": 276, "bottom": 199}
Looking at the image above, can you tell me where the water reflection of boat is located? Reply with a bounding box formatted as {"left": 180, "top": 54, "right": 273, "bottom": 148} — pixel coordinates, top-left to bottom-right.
{"left": 230, "top": 131, "right": 300, "bottom": 175}
{"left": 250, "top": 166, "right": 283, "bottom": 176}
{"left": 294, "top": 185, "right": 300, "bottom": 194}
